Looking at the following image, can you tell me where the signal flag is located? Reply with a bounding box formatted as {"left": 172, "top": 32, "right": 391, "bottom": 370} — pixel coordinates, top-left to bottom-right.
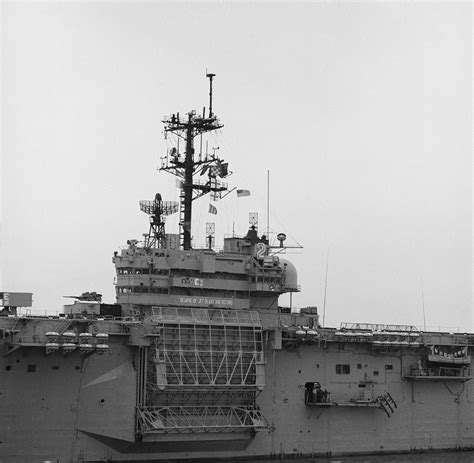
{"left": 209, "top": 204, "right": 218, "bottom": 215}
{"left": 237, "top": 189, "right": 251, "bottom": 197}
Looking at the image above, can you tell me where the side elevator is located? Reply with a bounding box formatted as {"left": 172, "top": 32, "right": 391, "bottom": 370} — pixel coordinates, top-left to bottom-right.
{"left": 135, "top": 307, "right": 267, "bottom": 451}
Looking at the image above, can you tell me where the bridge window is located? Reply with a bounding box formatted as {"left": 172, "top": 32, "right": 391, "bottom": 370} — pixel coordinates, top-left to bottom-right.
{"left": 335, "top": 364, "right": 350, "bottom": 375}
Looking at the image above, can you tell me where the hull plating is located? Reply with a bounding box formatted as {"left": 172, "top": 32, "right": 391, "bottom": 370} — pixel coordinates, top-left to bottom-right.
{"left": 1, "top": 337, "right": 472, "bottom": 462}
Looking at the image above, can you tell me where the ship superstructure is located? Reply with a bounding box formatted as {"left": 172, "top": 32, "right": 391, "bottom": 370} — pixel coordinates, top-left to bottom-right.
{"left": 0, "top": 76, "right": 473, "bottom": 462}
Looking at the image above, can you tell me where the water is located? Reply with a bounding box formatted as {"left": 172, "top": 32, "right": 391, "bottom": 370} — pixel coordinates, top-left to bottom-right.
{"left": 318, "top": 451, "right": 474, "bottom": 462}
{"left": 246, "top": 451, "right": 474, "bottom": 463}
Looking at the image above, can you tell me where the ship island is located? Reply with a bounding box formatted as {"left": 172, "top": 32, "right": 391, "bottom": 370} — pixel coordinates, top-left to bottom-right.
{"left": 1, "top": 75, "right": 473, "bottom": 463}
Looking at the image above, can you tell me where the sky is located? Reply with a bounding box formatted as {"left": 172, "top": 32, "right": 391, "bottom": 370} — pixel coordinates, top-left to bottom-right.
{"left": 1, "top": 1, "right": 472, "bottom": 331}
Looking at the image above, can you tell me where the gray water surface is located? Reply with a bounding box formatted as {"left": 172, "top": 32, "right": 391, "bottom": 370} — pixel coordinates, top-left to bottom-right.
{"left": 320, "top": 451, "right": 474, "bottom": 462}
{"left": 245, "top": 451, "right": 474, "bottom": 463}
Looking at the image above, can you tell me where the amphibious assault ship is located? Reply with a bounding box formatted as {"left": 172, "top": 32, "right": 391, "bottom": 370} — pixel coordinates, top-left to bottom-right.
{"left": 1, "top": 75, "right": 473, "bottom": 462}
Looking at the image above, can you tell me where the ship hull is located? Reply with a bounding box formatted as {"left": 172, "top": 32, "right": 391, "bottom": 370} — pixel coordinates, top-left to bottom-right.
{"left": 1, "top": 335, "right": 473, "bottom": 462}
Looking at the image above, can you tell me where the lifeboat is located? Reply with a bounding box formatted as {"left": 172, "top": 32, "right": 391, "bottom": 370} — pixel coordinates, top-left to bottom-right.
{"left": 428, "top": 346, "right": 471, "bottom": 365}
{"left": 427, "top": 353, "right": 471, "bottom": 365}
{"left": 45, "top": 332, "right": 59, "bottom": 342}
{"left": 79, "top": 332, "right": 92, "bottom": 341}
{"left": 62, "top": 342, "right": 77, "bottom": 354}
{"left": 295, "top": 329, "right": 306, "bottom": 339}
{"left": 62, "top": 331, "right": 77, "bottom": 341}
{"left": 79, "top": 343, "right": 94, "bottom": 354}
{"left": 45, "top": 342, "right": 59, "bottom": 354}
{"left": 95, "top": 344, "right": 109, "bottom": 355}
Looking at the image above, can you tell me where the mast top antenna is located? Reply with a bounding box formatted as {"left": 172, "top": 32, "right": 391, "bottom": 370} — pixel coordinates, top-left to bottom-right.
{"left": 206, "top": 72, "right": 216, "bottom": 118}
{"left": 160, "top": 73, "right": 225, "bottom": 250}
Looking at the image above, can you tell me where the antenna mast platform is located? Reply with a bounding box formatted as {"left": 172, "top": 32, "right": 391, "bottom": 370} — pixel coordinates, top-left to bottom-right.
{"left": 160, "top": 74, "right": 229, "bottom": 250}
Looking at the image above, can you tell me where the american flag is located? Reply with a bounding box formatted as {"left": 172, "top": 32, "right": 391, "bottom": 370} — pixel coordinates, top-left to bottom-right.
{"left": 237, "top": 189, "right": 251, "bottom": 197}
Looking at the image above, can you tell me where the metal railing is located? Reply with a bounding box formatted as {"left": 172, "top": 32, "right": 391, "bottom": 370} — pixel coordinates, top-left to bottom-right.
{"left": 341, "top": 322, "right": 419, "bottom": 332}
{"left": 408, "top": 366, "right": 471, "bottom": 378}
{"left": 137, "top": 405, "right": 266, "bottom": 434}
{"left": 149, "top": 307, "right": 260, "bottom": 327}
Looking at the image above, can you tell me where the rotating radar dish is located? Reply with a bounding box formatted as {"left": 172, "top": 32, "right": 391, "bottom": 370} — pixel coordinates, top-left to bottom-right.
{"left": 139, "top": 200, "right": 179, "bottom": 216}
{"left": 138, "top": 193, "right": 179, "bottom": 249}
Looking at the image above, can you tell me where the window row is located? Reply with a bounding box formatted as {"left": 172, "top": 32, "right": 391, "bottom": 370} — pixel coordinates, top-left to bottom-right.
{"left": 335, "top": 364, "right": 393, "bottom": 375}
{"left": 116, "top": 286, "right": 250, "bottom": 299}
{"left": 117, "top": 268, "right": 169, "bottom": 275}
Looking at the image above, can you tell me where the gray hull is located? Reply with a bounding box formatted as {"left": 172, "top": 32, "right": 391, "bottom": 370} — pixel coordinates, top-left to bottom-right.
{"left": 1, "top": 328, "right": 472, "bottom": 462}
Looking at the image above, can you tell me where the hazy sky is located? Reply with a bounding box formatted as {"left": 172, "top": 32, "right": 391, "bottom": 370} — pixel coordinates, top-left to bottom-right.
{"left": 2, "top": 2, "right": 472, "bottom": 331}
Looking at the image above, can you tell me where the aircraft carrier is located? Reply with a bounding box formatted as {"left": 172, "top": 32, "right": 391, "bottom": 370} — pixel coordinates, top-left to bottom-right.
{"left": 1, "top": 75, "right": 473, "bottom": 462}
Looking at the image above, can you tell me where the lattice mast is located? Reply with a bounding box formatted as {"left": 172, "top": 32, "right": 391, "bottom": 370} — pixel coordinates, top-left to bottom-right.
{"left": 160, "top": 74, "right": 229, "bottom": 250}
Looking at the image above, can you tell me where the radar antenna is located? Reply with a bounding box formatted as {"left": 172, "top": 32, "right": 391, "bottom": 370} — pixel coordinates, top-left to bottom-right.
{"left": 139, "top": 193, "right": 179, "bottom": 248}
{"left": 206, "top": 222, "right": 215, "bottom": 250}
{"left": 249, "top": 213, "right": 258, "bottom": 228}
{"left": 206, "top": 72, "right": 215, "bottom": 118}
